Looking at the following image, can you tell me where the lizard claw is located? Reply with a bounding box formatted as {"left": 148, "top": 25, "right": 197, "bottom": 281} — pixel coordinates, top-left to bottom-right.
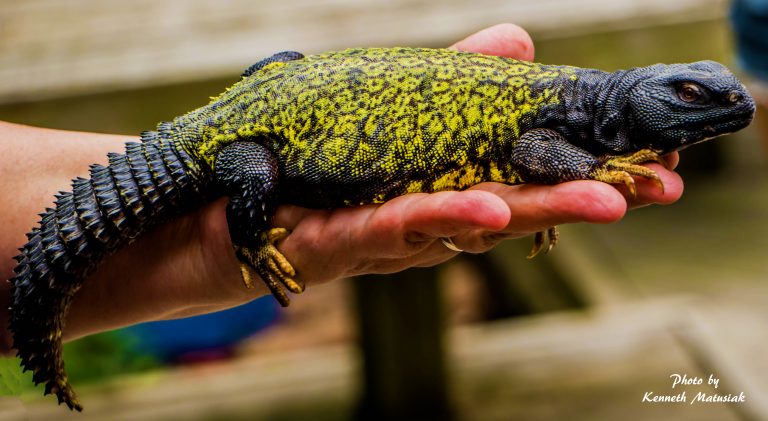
{"left": 592, "top": 148, "right": 666, "bottom": 197}
{"left": 236, "top": 227, "right": 304, "bottom": 307}
{"left": 527, "top": 226, "right": 559, "bottom": 259}
{"left": 592, "top": 168, "right": 637, "bottom": 197}
{"left": 527, "top": 231, "right": 545, "bottom": 259}
{"left": 545, "top": 226, "right": 559, "bottom": 253}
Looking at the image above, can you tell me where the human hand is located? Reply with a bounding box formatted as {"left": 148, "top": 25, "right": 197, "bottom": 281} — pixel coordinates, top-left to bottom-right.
{"left": 64, "top": 23, "right": 683, "bottom": 340}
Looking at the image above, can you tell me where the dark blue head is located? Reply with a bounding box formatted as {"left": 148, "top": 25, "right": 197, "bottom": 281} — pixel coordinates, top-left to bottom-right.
{"left": 626, "top": 60, "right": 755, "bottom": 153}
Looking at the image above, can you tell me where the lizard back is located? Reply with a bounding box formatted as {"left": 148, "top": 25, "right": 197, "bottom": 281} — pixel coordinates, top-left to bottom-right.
{"left": 178, "top": 48, "right": 577, "bottom": 207}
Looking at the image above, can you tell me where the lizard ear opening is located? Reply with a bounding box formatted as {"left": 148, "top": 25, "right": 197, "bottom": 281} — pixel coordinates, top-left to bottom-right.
{"left": 595, "top": 109, "right": 631, "bottom": 153}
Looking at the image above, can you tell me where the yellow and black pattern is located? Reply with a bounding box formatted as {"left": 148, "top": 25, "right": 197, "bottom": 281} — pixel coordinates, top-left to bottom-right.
{"left": 183, "top": 48, "right": 575, "bottom": 205}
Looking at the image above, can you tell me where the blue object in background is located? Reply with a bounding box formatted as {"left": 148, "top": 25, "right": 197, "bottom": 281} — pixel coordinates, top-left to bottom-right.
{"left": 731, "top": 0, "right": 768, "bottom": 82}
{"left": 121, "top": 296, "right": 281, "bottom": 363}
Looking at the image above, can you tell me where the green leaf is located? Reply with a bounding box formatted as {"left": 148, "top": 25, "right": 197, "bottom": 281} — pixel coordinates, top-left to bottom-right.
{"left": 0, "top": 357, "right": 32, "bottom": 396}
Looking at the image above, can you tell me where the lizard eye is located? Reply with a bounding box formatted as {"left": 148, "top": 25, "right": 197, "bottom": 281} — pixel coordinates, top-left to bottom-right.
{"left": 676, "top": 82, "right": 706, "bottom": 104}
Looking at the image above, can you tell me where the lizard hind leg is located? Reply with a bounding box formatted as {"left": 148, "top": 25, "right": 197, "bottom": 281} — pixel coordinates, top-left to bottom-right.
{"left": 215, "top": 142, "right": 304, "bottom": 307}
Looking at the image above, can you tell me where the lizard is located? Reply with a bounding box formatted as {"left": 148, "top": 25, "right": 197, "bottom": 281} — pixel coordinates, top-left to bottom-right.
{"left": 7, "top": 47, "right": 755, "bottom": 411}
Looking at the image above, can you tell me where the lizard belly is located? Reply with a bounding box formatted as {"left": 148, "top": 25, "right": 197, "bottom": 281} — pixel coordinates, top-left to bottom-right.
{"left": 277, "top": 157, "right": 521, "bottom": 209}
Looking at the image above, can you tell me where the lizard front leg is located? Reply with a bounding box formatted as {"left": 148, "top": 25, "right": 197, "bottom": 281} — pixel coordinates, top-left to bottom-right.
{"left": 592, "top": 149, "right": 666, "bottom": 197}
{"left": 511, "top": 128, "right": 603, "bottom": 257}
{"left": 510, "top": 128, "right": 665, "bottom": 257}
{"left": 215, "top": 142, "right": 303, "bottom": 307}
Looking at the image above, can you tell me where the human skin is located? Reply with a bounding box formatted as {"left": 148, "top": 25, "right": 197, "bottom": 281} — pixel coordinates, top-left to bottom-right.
{"left": 0, "top": 23, "right": 683, "bottom": 354}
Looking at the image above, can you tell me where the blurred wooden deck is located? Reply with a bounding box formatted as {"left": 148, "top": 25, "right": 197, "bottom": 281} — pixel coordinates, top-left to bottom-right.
{"left": 6, "top": 296, "right": 763, "bottom": 420}
{"left": 0, "top": 0, "right": 727, "bottom": 104}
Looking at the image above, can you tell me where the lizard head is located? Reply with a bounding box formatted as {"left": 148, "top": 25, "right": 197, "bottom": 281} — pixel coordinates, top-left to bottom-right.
{"left": 625, "top": 60, "right": 755, "bottom": 153}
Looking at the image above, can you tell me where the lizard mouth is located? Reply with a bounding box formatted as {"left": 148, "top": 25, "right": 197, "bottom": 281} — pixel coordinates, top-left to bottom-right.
{"left": 648, "top": 114, "right": 753, "bottom": 153}
{"left": 676, "top": 136, "right": 716, "bottom": 151}
{"left": 675, "top": 117, "right": 753, "bottom": 151}
{"left": 701, "top": 115, "right": 753, "bottom": 136}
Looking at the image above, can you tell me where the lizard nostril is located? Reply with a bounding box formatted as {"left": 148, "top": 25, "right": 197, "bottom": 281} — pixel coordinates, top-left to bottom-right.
{"left": 727, "top": 91, "right": 744, "bottom": 104}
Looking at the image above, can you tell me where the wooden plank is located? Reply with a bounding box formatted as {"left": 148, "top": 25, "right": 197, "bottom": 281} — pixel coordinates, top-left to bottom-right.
{"left": 353, "top": 268, "right": 452, "bottom": 420}
{"left": 0, "top": 0, "right": 728, "bottom": 103}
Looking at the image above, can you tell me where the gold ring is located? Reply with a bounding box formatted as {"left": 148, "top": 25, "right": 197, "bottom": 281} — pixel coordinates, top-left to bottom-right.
{"left": 440, "top": 237, "right": 464, "bottom": 252}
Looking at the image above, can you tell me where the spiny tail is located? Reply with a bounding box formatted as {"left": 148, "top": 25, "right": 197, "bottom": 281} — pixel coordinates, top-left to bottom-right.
{"left": 8, "top": 129, "right": 204, "bottom": 411}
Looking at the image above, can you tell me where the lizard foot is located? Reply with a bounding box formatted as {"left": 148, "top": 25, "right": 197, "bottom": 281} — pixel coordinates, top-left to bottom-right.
{"left": 236, "top": 227, "right": 304, "bottom": 307}
{"left": 591, "top": 149, "right": 665, "bottom": 197}
{"left": 527, "top": 226, "right": 559, "bottom": 259}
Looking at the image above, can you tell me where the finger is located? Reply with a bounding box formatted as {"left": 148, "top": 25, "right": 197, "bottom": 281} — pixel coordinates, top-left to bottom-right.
{"left": 623, "top": 163, "right": 684, "bottom": 208}
{"left": 449, "top": 23, "right": 535, "bottom": 61}
{"left": 479, "top": 180, "right": 627, "bottom": 229}
{"left": 274, "top": 190, "right": 508, "bottom": 281}
{"left": 350, "top": 240, "right": 459, "bottom": 276}
{"left": 398, "top": 190, "right": 510, "bottom": 243}
{"left": 273, "top": 204, "right": 327, "bottom": 231}
{"left": 664, "top": 152, "right": 680, "bottom": 170}
{"left": 353, "top": 190, "right": 509, "bottom": 259}
{"left": 449, "top": 181, "right": 626, "bottom": 253}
